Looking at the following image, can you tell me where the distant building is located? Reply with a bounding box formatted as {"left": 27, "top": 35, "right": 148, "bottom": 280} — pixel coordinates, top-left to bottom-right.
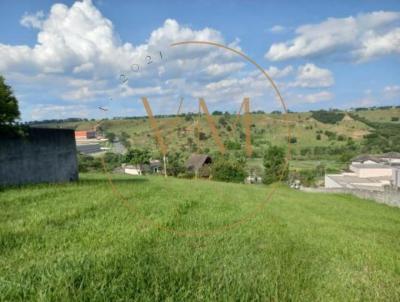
{"left": 123, "top": 160, "right": 161, "bottom": 176}
{"left": 75, "top": 130, "right": 96, "bottom": 139}
{"left": 124, "top": 164, "right": 143, "bottom": 176}
{"left": 245, "top": 175, "right": 262, "bottom": 184}
{"left": 186, "top": 154, "right": 212, "bottom": 177}
{"left": 325, "top": 152, "right": 400, "bottom": 191}
{"left": 351, "top": 152, "right": 400, "bottom": 165}
{"left": 380, "top": 152, "right": 400, "bottom": 164}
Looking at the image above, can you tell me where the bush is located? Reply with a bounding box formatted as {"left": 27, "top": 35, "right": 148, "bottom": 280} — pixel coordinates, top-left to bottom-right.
{"left": 78, "top": 154, "right": 102, "bottom": 172}
{"left": 316, "top": 134, "right": 321, "bottom": 140}
{"left": 337, "top": 135, "right": 346, "bottom": 141}
{"left": 311, "top": 110, "right": 344, "bottom": 124}
{"left": 324, "top": 130, "right": 337, "bottom": 140}
{"left": 391, "top": 117, "right": 399, "bottom": 122}
{"left": 211, "top": 156, "right": 246, "bottom": 183}
{"left": 166, "top": 152, "right": 185, "bottom": 177}
{"left": 105, "top": 132, "right": 116, "bottom": 142}
{"left": 225, "top": 140, "right": 241, "bottom": 150}
{"left": 263, "top": 146, "right": 288, "bottom": 184}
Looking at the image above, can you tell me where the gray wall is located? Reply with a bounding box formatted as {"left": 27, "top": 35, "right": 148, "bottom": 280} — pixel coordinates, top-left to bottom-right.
{"left": 301, "top": 187, "right": 400, "bottom": 208}
{"left": 0, "top": 128, "right": 78, "bottom": 186}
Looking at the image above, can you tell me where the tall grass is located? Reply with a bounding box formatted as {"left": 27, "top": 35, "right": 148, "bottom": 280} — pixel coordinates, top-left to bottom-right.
{"left": 1, "top": 173, "right": 399, "bottom": 301}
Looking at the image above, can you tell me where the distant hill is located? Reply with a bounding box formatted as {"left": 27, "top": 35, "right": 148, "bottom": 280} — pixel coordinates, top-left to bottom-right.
{"left": 30, "top": 107, "right": 400, "bottom": 160}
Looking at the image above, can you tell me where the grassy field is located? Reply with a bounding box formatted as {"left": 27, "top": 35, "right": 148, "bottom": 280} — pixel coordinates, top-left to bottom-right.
{"left": 1, "top": 173, "right": 400, "bottom": 301}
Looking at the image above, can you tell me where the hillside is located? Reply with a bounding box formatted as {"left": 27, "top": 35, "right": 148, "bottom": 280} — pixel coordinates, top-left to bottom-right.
{"left": 1, "top": 173, "right": 399, "bottom": 301}
{"left": 32, "top": 107, "right": 399, "bottom": 174}
{"left": 33, "top": 108, "right": 397, "bottom": 154}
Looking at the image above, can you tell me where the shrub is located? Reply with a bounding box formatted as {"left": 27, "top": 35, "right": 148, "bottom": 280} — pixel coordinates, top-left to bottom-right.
{"left": 78, "top": 154, "right": 102, "bottom": 172}
{"left": 211, "top": 156, "right": 246, "bottom": 183}
{"left": 225, "top": 140, "right": 241, "bottom": 150}
{"left": 263, "top": 146, "right": 288, "bottom": 184}
{"left": 337, "top": 135, "right": 346, "bottom": 141}
{"left": 311, "top": 110, "right": 344, "bottom": 124}
{"left": 105, "top": 132, "right": 116, "bottom": 142}
{"left": 166, "top": 152, "right": 185, "bottom": 177}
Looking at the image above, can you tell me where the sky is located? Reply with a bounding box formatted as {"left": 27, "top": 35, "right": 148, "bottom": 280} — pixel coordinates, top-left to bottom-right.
{"left": 0, "top": 0, "right": 399, "bottom": 121}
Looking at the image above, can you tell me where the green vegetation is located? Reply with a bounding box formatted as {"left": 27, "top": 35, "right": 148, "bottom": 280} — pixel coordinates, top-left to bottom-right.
{"left": 263, "top": 145, "right": 288, "bottom": 184}
{"left": 349, "top": 113, "right": 400, "bottom": 153}
{"left": 311, "top": 110, "right": 344, "bottom": 124}
{"left": 78, "top": 152, "right": 123, "bottom": 173}
{"left": 0, "top": 75, "right": 23, "bottom": 136}
{"left": 1, "top": 174, "right": 399, "bottom": 301}
{"left": 211, "top": 155, "right": 247, "bottom": 182}
{"left": 124, "top": 148, "right": 151, "bottom": 167}
{"left": 31, "top": 106, "right": 398, "bottom": 172}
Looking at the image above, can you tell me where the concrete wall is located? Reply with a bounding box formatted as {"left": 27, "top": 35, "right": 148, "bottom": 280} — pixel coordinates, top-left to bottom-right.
{"left": 325, "top": 175, "right": 342, "bottom": 188}
{"left": 0, "top": 128, "right": 78, "bottom": 186}
{"left": 301, "top": 187, "right": 400, "bottom": 208}
{"left": 358, "top": 168, "right": 393, "bottom": 178}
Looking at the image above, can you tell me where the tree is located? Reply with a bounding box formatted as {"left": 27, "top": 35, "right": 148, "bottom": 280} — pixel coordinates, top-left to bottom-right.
{"left": 166, "top": 152, "right": 185, "bottom": 176}
{"left": 124, "top": 148, "right": 151, "bottom": 169}
{"left": 105, "top": 132, "right": 116, "bottom": 142}
{"left": 211, "top": 156, "right": 246, "bottom": 183}
{"left": 311, "top": 110, "right": 344, "bottom": 124}
{"left": 0, "top": 75, "right": 20, "bottom": 132}
{"left": 263, "top": 145, "right": 288, "bottom": 184}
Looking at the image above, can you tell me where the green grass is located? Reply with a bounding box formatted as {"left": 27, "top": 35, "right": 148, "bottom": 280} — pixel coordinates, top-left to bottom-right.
{"left": 1, "top": 173, "right": 400, "bottom": 301}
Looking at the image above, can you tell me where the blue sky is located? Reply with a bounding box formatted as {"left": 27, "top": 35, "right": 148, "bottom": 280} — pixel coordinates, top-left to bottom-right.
{"left": 0, "top": 0, "right": 399, "bottom": 121}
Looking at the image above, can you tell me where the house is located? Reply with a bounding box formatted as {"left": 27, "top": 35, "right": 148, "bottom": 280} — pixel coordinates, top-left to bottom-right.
{"left": 380, "top": 152, "right": 400, "bottom": 164}
{"left": 325, "top": 153, "right": 400, "bottom": 191}
{"left": 351, "top": 155, "right": 384, "bottom": 165}
{"left": 123, "top": 160, "right": 161, "bottom": 176}
{"left": 149, "top": 159, "right": 161, "bottom": 173}
{"left": 124, "top": 164, "right": 143, "bottom": 175}
{"left": 350, "top": 153, "right": 400, "bottom": 166}
{"left": 186, "top": 154, "right": 212, "bottom": 177}
{"left": 75, "top": 130, "right": 96, "bottom": 140}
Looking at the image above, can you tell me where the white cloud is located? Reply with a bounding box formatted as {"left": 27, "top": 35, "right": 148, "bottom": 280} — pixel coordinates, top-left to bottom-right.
{"left": 2, "top": 0, "right": 300, "bottom": 119}
{"left": 266, "top": 65, "right": 293, "bottom": 78}
{"left": 205, "top": 62, "right": 245, "bottom": 76}
{"left": 291, "top": 63, "right": 334, "bottom": 88}
{"left": 30, "top": 104, "right": 90, "bottom": 120}
{"left": 383, "top": 85, "right": 400, "bottom": 99}
{"left": 293, "top": 91, "right": 334, "bottom": 104}
{"left": 269, "top": 25, "right": 285, "bottom": 33}
{"left": 1, "top": 0, "right": 251, "bottom": 111}
{"left": 265, "top": 11, "right": 400, "bottom": 62}
{"left": 20, "top": 11, "right": 45, "bottom": 29}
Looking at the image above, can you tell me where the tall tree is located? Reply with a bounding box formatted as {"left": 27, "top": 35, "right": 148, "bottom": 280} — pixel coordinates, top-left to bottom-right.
{"left": 0, "top": 75, "right": 20, "bottom": 126}
{"left": 125, "top": 148, "right": 151, "bottom": 169}
{"left": 263, "top": 145, "right": 288, "bottom": 184}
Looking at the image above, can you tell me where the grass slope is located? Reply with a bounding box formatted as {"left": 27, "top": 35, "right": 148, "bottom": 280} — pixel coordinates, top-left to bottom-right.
{"left": 1, "top": 174, "right": 399, "bottom": 301}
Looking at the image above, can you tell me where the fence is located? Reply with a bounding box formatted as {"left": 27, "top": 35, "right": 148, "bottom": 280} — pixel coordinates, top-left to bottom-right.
{"left": 300, "top": 187, "right": 400, "bottom": 207}
{"left": 0, "top": 128, "right": 78, "bottom": 186}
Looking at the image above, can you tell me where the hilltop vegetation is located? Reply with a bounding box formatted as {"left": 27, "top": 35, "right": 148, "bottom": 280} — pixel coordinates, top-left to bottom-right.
{"left": 33, "top": 108, "right": 399, "bottom": 153}
{"left": 1, "top": 174, "right": 399, "bottom": 301}
{"left": 31, "top": 107, "right": 399, "bottom": 173}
